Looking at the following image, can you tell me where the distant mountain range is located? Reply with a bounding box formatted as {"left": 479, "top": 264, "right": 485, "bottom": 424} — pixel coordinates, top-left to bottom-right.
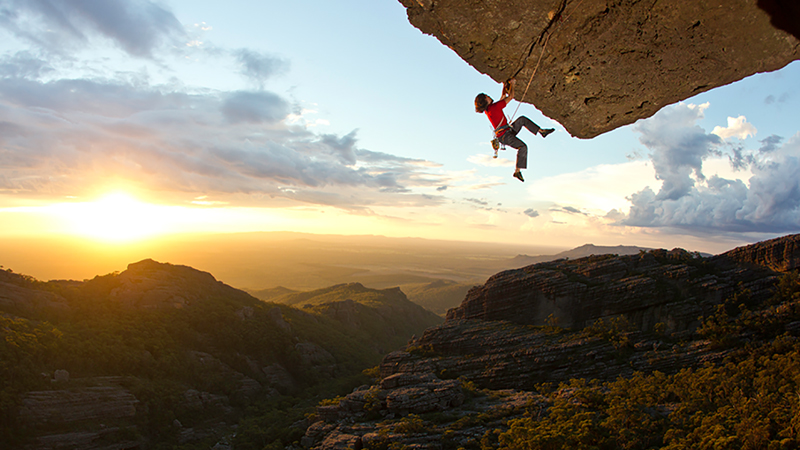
{"left": 249, "top": 243, "right": 708, "bottom": 317}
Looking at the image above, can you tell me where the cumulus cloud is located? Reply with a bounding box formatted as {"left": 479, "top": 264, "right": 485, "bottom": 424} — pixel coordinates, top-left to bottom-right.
{"left": 634, "top": 102, "right": 721, "bottom": 201}
{"left": 0, "top": 0, "right": 185, "bottom": 58}
{"left": 711, "top": 115, "right": 757, "bottom": 140}
{"left": 621, "top": 103, "right": 800, "bottom": 233}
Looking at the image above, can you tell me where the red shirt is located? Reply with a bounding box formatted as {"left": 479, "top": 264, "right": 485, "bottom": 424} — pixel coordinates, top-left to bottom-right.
{"left": 485, "top": 101, "right": 509, "bottom": 136}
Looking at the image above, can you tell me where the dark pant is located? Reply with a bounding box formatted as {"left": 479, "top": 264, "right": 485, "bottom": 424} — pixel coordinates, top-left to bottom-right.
{"left": 499, "top": 116, "right": 541, "bottom": 169}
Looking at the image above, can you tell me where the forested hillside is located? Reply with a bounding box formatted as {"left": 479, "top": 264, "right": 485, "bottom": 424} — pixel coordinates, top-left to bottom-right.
{"left": 0, "top": 259, "right": 439, "bottom": 449}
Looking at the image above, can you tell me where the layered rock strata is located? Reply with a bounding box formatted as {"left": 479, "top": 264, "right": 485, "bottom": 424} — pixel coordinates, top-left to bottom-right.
{"left": 446, "top": 248, "right": 778, "bottom": 330}
{"left": 303, "top": 234, "right": 800, "bottom": 448}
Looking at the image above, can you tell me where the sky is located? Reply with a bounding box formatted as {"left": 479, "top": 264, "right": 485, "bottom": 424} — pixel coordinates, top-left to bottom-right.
{"left": 0, "top": 0, "right": 798, "bottom": 257}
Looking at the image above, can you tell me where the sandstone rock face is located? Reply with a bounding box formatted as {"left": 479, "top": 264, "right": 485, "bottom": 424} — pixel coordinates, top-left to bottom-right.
{"left": 720, "top": 233, "right": 800, "bottom": 273}
{"left": 19, "top": 385, "right": 138, "bottom": 426}
{"left": 379, "top": 319, "right": 730, "bottom": 390}
{"left": 31, "top": 428, "right": 143, "bottom": 450}
{"left": 303, "top": 234, "right": 800, "bottom": 448}
{"left": 446, "top": 248, "right": 778, "bottom": 330}
{"left": 399, "top": 0, "right": 800, "bottom": 138}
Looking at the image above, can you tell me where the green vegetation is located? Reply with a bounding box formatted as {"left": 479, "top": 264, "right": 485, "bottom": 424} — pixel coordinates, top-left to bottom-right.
{"left": 0, "top": 262, "right": 436, "bottom": 448}
{"left": 496, "top": 337, "right": 800, "bottom": 450}
{"left": 272, "top": 282, "right": 442, "bottom": 353}
{"left": 582, "top": 316, "right": 633, "bottom": 350}
{"left": 491, "top": 272, "right": 800, "bottom": 450}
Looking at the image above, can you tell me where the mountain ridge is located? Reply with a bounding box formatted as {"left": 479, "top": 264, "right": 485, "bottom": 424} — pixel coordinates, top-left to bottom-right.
{"left": 300, "top": 233, "right": 800, "bottom": 449}
{"left": 0, "top": 259, "right": 441, "bottom": 449}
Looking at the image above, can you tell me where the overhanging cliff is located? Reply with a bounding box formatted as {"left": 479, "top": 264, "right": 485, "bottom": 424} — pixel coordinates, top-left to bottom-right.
{"left": 400, "top": 0, "right": 800, "bottom": 138}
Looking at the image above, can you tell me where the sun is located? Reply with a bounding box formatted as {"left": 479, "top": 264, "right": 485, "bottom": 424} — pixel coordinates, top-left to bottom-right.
{"left": 61, "top": 192, "right": 172, "bottom": 242}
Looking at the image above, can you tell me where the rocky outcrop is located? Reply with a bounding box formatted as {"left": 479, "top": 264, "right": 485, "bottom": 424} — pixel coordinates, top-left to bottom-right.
{"left": 446, "top": 248, "right": 778, "bottom": 330}
{"left": 399, "top": 0, "right": 800, "bottom": 138}
{"left": 380, "top": 319, "right": 729, "bottom": 390}
{"left": 295, "top": 342, "right": 338, "bottom": 375}
{"left": 108, "top": 259, "right": 256, "bottom": 309}
{"left": 19, "top": 384, "right": 139, "bottom": 427}
{"left": 720, "top": 233, "right": 800, "bottom": 273}
{"left": 0, "top": 269, "right": 68, "bottom": 315}
{"left": 300, "top": 234, "right": 800, "bottom": 448}
{"left": 30, "top": 428, "right": 143, "bottom": 450}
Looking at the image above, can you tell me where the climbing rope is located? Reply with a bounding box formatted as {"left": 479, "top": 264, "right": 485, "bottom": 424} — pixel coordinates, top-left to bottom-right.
{"left": 508, "top": 0, "right": 588, "bottom": 123}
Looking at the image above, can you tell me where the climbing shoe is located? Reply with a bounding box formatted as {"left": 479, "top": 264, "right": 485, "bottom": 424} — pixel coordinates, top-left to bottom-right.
{"left": 513, "top": 171, "right": 525, "bottom": 182}
{"left": 540, "top": 128, "right": 555, "bottom": 138}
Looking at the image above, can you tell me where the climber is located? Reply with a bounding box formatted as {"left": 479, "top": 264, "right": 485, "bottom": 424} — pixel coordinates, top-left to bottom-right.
{"left": 475, "top": 79, "right": 554, "bottom": 182}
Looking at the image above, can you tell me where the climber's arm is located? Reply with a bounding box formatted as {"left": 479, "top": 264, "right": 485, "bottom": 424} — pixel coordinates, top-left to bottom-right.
{"left": 500, "top": 79, "right": 516, "bottom": 105}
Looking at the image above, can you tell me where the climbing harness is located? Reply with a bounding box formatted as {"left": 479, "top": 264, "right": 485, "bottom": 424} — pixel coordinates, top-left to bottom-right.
{"left": 484, "top": 0, "right": 585, "bottom": 158}
{"left": 490, "top": 124, "right": 511, "bottom": 158}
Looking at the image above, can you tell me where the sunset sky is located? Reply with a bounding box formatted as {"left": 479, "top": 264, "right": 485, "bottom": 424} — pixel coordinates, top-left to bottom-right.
{"left": 1, "top": 0, "right": 798, "bottom": 261}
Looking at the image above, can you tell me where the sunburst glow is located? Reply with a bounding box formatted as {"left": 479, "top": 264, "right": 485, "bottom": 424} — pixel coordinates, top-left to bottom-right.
{"left": 56, "top": 192, "right": 174, "bottom": 242}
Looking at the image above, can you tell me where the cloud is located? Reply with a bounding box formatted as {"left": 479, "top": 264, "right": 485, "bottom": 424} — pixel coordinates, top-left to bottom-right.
{"left": 0, "top": 51, "right": 53, "bottom": 79}
{"left": 711, "top": 116, "right": 757, "bottom": 140}
{"left": 759, "top": 135, "right": 783, "bottom": 154}
{"left": 528, "top": 161, "right": 654, "bottom": 214}
{"left": 234, "top": 49, "right": 289, "bottom": 87}
{"left": 550, "top": 206, "right": 586, "bottom": 215}
{"left": 0, "top": 0, "right": 185, "bottom": 58}
{"left": 634, "top": 102, "right": 721, "bottom": 201}
{"left": 220, "top": 91, "right": 291, "bottom": 124}
{"left": 465, "top": 198, "right": 489, "bottom": 206}
{"left": 0, "top": 75, "right": 449, "bottom": 210}
{"left": 467, "top": 153, "right": 514, "bottom": 167}
{"left": 523, "top": 208, "right": 539, "bottom": 218}
{"left": 620, "top": 103, "right": 800, "bottom": 233}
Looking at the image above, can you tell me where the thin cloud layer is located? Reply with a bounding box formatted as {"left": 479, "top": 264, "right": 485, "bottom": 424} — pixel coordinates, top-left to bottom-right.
{"left": 234, "top": 49, "right": 289, "bottom": 87}
{"left": 0, "top": 0, "right": 185, "bottom": 57}
{"left": 0, "top": 0, "right": 449, "bottom": 211}
{"left": 0, "top": 74, "right": 447, "bottom": 208}
{"left": 622, "top": 103, "right": 800, "bottom": 233}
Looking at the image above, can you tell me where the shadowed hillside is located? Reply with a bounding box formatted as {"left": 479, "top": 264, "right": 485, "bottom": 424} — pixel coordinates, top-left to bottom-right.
{"left": 269, "top": 282, "right": 442, "bottom": 355}
{"left": 0, "top": 259, "right": 440, "bottom": 449}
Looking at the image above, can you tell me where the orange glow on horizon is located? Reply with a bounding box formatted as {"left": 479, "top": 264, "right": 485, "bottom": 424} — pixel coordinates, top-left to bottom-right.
{"left": 55, "top": 192, "right": 176, "bottom": 242}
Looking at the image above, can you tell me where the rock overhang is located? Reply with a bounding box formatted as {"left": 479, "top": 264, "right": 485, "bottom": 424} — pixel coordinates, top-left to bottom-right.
{"left": 399, "top": 0, "right": 800, "bottom": 138}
